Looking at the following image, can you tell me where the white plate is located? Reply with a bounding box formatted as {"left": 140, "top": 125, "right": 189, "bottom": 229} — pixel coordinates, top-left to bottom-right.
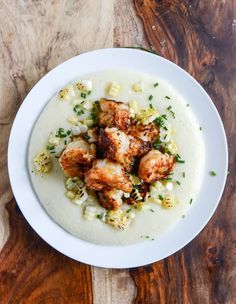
{"left": 8, "top": 48, "right": 228, "bottom": 268}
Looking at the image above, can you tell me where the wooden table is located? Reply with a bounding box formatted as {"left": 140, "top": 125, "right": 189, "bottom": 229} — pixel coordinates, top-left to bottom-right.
{"left": 0, "top": 1, "right": 235, "bottom": 303}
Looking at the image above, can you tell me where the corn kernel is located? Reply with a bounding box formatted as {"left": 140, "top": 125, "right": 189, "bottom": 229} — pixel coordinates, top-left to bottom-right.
{"left": 107, "top": 81, "right": 121, "bottom": 97}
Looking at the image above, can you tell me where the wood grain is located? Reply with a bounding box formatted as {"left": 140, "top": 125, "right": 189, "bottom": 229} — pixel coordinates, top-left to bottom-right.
{"left": 0, "top": 201, "right": 93, "bottom": 304}
{"left": 131, "top": 1, "right": 236, "bottom": 303}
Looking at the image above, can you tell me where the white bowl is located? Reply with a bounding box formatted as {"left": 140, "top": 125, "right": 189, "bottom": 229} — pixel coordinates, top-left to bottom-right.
{"left": 8, "top": 48, "right": 228, "bottom": 268}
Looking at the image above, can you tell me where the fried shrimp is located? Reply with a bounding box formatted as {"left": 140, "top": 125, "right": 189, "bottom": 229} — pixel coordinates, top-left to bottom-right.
{"left": 98, "top": 98, "right": 131, "bottom": 131}
{"left": 59, "top": 138, "right": 96, "bottom": 177}
{"left": 128, "top": 122, "right": 159, "bottom": 143}
{"left": 138, "top": 150, "right": 175, "bottom": 183}
{"left": 84, "top": 159, "right": 132, "bottom": 192}
{"left": 97, "top": 188, "right": 123, "bottom": 210}
{"left": 98, "top": 127, "right": 131, "bottom": 170}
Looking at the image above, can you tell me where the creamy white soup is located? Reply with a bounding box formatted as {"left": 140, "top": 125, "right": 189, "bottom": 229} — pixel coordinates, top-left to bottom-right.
{"left": 28, "top": 69, "right": 205, "bottom": 245}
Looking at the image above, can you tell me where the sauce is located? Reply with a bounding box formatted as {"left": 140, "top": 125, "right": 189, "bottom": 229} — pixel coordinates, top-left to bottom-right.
{"left": 28, "top": 69, "right": 205, "bottom": 245}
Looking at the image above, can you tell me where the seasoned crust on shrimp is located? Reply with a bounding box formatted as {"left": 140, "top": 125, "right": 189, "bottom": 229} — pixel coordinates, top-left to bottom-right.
{"left": 97, "top": 189, "right": 123, "bottom": 210}
{"left": 84, "top": 159, "right": 132, "bottom": 192}
{"left": 129, "top": 136, "right": 151, "bottom": 158}
{"left": 128, "top": 122, "right": 159, "bottom": 143}
{"left": 59, "top": 139, "right": 96, "bottom": 177}
{"left": 98, "top": 127, "right": 132, "bottom": 170}
{"left": 98, "top": 98, "right": 131, "bottom": 131}
{"left": 138, "top": 150, "right": 175, "bottom": 183}
{"left": 97, "top": 127, "right": 150, "bottom": 171}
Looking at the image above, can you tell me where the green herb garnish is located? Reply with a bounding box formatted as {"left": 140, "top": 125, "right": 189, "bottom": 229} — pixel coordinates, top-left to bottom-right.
{"left": 55, "top": 128, "right": 67, "bottom": 138}
{"left": 210, "top": 171, "right": 217, "bottom": 176}
{"left": 183, "top": 172, "right": 186, "bottom": 178}
{"left": 154, "top": 82, "right": 159, "bottom": 87}
{"left": 175, "top": 154, "right": 185, "bottom": 164}
{"left": 176, "top": 181, "right": 181, "bottom": 185}
{"left": 154, "top": 115, "right": 166, "bottom": 128}
{"left": 83, "top": 135, "right": 91, "bottom": 142}
{"left": 126, "top": 209, "right": 132, "bottom": 213}
{"left": 73, "top": 104, "right": 84, "bottom": 116}
{"left": 150, "top": 208, "right": 155, "bottom": 213}
{"left": 189, "top": 198, "right": 193, "bottom": 204}
{"left": 46, "top": 145, "right": 55, "bottom": 150}
{"left": 167, "top": 105, "right": 175, "bottom": 118}
{"left": 165, "top": 96, "right": 171, "bottom": 99}
{"left": 148, "top": 95, "right": 153, "bottom": 101}
{"left": 158, "top": 195, "right": 164, "bottom": 200}
{"left": 80, "top": 92, "right": 87, "bottom": 98}
{"left": 149, "top": 103, "right": 153, "bottom": 109}
{"left": 97, "top": 214, "right": 103, "bottom": 220}
{"left": 199, "top": 126, "right": 202, "bottom": 131}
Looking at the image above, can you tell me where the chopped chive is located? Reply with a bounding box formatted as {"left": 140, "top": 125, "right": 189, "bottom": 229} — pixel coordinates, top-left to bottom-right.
{"left": 176, "top": 181, "right": 181, "bottom": 185}
{"left": 149, "top": 103, "right": 153, "bottom": 109}
{"left": 163, "top": 126, "right": 168, "bottom": 131}
{"left": 163, "top": 177, "right": 172, "bottom": 181}
{"left": 46, "top": 145, "right": 55, "bottom": 151}
{"left": 97, "top": 214, "right": 102, "bottom": 220}
{"left": 164, "top": 134, "right": 167, "bottom": 139}
{"left": 64, "top": 140, "right": 67, "bottom": 145}
{"left": 146, "top": 236, "right": 150, "bottom": 239}
{"left": 73, "top": 104, "right": 84, "bottom": 116}
{"left": 183, "top": 172, "right": 186, "bottom": 178}
{"left": 189, "top": 198, "right": 193, "bottom": 204}
{"left": 55, "top": 156, "right": 59, "bottom": 158}
{"left": 151, "top": 238, "right": 155, "bottom": 241}
{"left": 165, "top": 96, "right": 171, "bottom": 99}
{"left": 166, "top": 105, "right": 175, "bottom": 118}
{"left": 150, "top": 208, "right": 155, "bottom": 213}
{"left": 67, "top": 130, "right": 71, "bottom": 135}
{"left": 148, "top": 95, "right": 153, "bottom": 101}
{"left": 182, "top": 214, "right": 186, "bottom": 218}
{"left": 80, "top": 92, "right": 87, "bottom": 98}
{"left": 88, "top": 90, "right": 91, "bottom": 95}
{"left": 175, "top": 154, "right": 185, "bottom": 163}
{"left": 154, "top": 82, "right": 159, "bottom": 87}
{"left": 55, "top": 128, "right": 67, "bottom": 138}
{"left": 186, "top": 104, "right": 189, "bottom": 107}
{"left": 210, "top": 171, "right": 217, "bottom": 176}
{"left": 83, "top": 135, "right": 91, "bottom": 142}
{"left": 199, "top": 126, "right": 202, "bottom": 131}
{"left": 126, "top": 208, "right": 132, "bottom": 213}
{"left": 158, "top": 195, "right": 164, "bottom": 200}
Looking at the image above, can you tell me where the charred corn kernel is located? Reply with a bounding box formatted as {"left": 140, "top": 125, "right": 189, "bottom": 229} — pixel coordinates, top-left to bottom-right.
{"left": 67, "top": 117, "right": 79, "bottom": 125}
{"left": 59, "top": 85, "right": 75, "bottom": 100}
{"left": 84, "top": 205, "right": 96, "bottom": 220}
{"left": 171, "top": 127, "right": 176, "bottom": 135}
{"left": 162, "top": 195, "right": 176, "bottom": 209}
{"left": 129, "top": 100, "right": 139, "bottom": 114}
{"left": 130, "top": 188, "right": 142, "bottom": 202}
{"left": 167, "top": 140, "right": 178, "bottom": 154}
{"left": 83, "top": 100, "right": 93, "bottom": 110}
{"left": 65, "top": 177, "right": 88, "bottom": 205}
{"left": 66, "top": 190, "right": 76, "bottom": 200}
{"left": 130, "top": 175, "right": 141, "bottom": 185}
{"left": 48, "top": 133, "right": 61, "bottom": 145}
{"left": 83, "top": 119, "right": 94, "bottom": 127}
{"left": 72, "top": 98, "right": 83, "bottom": 106}
{"left": 149, "top": 181, "right": 166, "bottom": 204}
{"left": 136, "top": 108, "right": 159, "bottom": 125}
{"left": 75, "top": 80, "right": 92, "bottom": 93}
{"left": 129, "top": 212, "right": 136, "bottom": 219}
{"left": 165, "top": 182, "right": 174, "bottom": 192}
{"left": 132, "top": 82, "right": 143, "bottom": 92}
{"left": 33, "top": 151, "right": 52, "bottom": 173}
{"left": 107, "top": 81, "right": 121, "bottom": 97}
{"left": 137, "top": 203, "right": 149, "bottom": 211}
{"left": 106, "top": 209, "right": 130, "bottom": 230}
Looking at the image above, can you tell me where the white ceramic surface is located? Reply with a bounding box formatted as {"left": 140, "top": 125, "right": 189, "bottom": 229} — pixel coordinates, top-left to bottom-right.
{"left": 8, "top": 48, "right": 228, "bottom": 268}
